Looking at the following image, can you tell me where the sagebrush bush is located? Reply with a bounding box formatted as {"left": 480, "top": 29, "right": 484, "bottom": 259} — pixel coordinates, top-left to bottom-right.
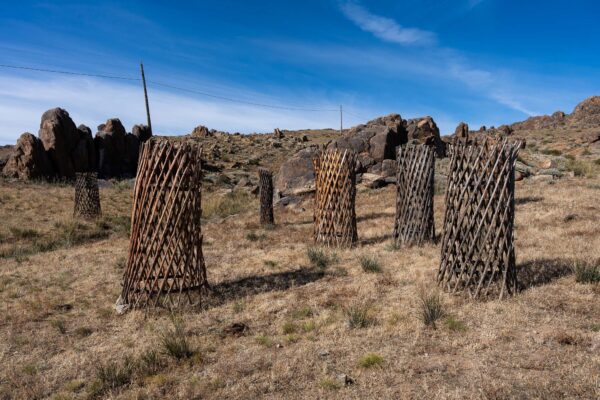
{"left": 345, "top": 303, "right": 375, "bottom": 329}
{"left": 307, "top": 247, "right": 332, "bottom": 269}
{"left": 574, "top": 262, "right": 600, "bottom": 284}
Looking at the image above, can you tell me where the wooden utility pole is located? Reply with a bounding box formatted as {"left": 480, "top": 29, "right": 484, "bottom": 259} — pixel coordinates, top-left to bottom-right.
{"left": 339, "top": 105, "right": 343, "bottom": 134}
{"left": 140, "top": 62, "right": 152, "bottom": 135}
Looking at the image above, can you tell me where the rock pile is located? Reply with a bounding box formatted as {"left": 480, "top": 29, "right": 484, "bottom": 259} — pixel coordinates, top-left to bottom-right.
{"left": 2, "top": 108, "right": 151, "bottom": 180}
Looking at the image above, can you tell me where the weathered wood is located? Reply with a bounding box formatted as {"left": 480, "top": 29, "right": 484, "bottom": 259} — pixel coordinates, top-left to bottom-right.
{"left": 313, "top": 149, "right": 358, "bottom": 247}
{"left": 393, "top": 144, "right": 435, "bottom": 246}
{"left": 438, "top": 139, "right": 519, "bottom": 299}
{"left": 73, "top": 172, "right": 101, "bottom": 219}
{"left": 121, "top": 139, "right": 208, "bottom": 308}
{"left": 258, "top": 168, "right": 274, "bottom": 226}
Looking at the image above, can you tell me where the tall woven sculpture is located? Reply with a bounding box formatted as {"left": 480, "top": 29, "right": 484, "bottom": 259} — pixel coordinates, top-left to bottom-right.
{"left": 438, "top": 140, "right": 519, "bottom": 299}
{"left": 258, "top": 168, "right": 274, "bottom": 226}
{"left": 313, "top": 149, "right": 358, "bottom": 247}
{"left": 73, "top": 172, "right": 101, "bottom": 219}
{"left": 393, "top": 144, "right": 435, "bottom": 246}
{"left": 121, "top": 140, "right": 208, "bottom": 308}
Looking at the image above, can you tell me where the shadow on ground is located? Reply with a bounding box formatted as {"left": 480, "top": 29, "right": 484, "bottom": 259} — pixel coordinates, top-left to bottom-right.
{"left": 204, "top": 267, "right": 325, "bottom": 308}
{"left": 517, "top": 258, "right": 573, "bottom": 290}
{"left": 357, "top": 212, "right": 395, "bottom": 223}
{"left": 515, "top": 196, "right": 544, "bottom": 206}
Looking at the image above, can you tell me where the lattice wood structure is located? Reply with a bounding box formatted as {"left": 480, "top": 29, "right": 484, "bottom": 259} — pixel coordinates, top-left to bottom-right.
{"left": 393, "top": 144, "right": 435, "bottom": 246}
{"left": 438, "top": 139, "right": 519, "bottom": 299}
{"left": 313, "top": 149, "right": 358, "bottom": 247}
{"left": 73, "top": 172, "right": 101, "bottom": 219}
{"left": 121, "top": 140, "right": 208, "bottom": 308}
{"left": 258, "top": 168, "right": 274, "bottom": 226}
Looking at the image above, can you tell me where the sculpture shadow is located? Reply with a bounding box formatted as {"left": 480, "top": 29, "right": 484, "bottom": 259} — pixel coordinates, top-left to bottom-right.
{"left": 357, "top": 212, "right": 395, "bottom": 223}
{"left": 204, "top": 267, "right": 325, "bottom": 308}
{"left": 360, "top": 233, "right": 393, "bottom": 245}
{"left": 515, "top": 196, "right": 543, "bottom": 206}
{"left": 517, "top": 258, "right": 573, "bottom": 290}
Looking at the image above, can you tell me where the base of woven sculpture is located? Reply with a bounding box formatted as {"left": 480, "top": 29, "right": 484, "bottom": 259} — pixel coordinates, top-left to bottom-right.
{"left": 73, "top": 172, "right": 101, "bottom": 219}
{"left": 121, "top": 140, "right": 208, "bottom": 309}
{"left": 438, "top": 140, "right": 519, "bottom": 299}
{"left": 393, "top": 144, "right": 435, "bottom": 247}
{"left": 313, "top": 149, "right": 358, "bottom": 247}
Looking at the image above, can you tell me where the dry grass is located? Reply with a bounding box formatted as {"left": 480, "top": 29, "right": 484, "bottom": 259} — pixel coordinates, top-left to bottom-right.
{"left": 1, "top": 172, "right": 600, "bottom": 399}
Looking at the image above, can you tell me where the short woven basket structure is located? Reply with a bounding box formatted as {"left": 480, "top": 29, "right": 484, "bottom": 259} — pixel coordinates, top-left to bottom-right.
{"left": 121, "top": 140, "right": 208, "bottom": 308}
{"left": 393, "top": 144, "right": 435, "bottom": 247}
{"left": 73, "top": 172, "right": 101, "bottom": 219}
{"left": 438, "top": 139, "right": 520, "bottom": 299}
{"left": 313, "top": 149, "right": 358, "bottom": 247}
{"left": 258, "top": 168, "right": 274, "bottom": 226}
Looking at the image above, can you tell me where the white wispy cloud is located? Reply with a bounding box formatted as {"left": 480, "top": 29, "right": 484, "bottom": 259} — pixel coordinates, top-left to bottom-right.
{"left": 339, "top": 1, "right": 437, "bottom": 46}
{"left": 0, "top": 74, "right": 342, "bottom": 145}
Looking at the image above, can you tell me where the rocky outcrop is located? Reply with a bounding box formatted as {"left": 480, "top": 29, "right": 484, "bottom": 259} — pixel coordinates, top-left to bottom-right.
{"left": 454, "top": 122, "right": 469, "bottom": 138}
{"left": 276, "top": 114, "right": 446, "bottom": 196}
{"left": 2, "top": 133, "right": 53, "bottom": 180}
{"left": 569, "top": 96, "right": 600, "bottom": 126}
{"left": 2, "top": 108, "right": 151, "bottom": 181}
{"left": 275, "top": 145, "right": 319, "bottom": 197}
{"left": 274, "top": 128, "right": 284, "bottom": 138}
{"left": 191, "top": 125, "right": 211, "bottom": 137}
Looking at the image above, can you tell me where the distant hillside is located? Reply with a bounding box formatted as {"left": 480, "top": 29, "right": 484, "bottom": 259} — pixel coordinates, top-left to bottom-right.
{"left": 511, "top": 96, "right": 600, "bottom": 131}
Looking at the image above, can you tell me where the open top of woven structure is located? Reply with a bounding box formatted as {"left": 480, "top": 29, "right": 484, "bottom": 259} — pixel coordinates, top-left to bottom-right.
{"left": 438, "top": 139, "right": 520, "bottom": 299}
{"left": 121, "top": 139, "right": 208, "bottom": 308}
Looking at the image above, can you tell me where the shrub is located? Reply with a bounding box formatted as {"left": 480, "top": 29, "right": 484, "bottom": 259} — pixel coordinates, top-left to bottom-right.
{"left": 282, "top": 321, "right": 298, "bottom": 334}
{"left": 138, "top": 350, "right": 164, "bottom": 376}
{"left": 360, "top": 256, "right": 382, "bottom": 273}
{"left": 574, "top": 262, "right": 600, "bottom": 284}
{"left": 307, "top": 247, "right": 331, "bottom": 269}
{"left": 418, "top": 291, "right": 445, "bottom": 329}
{"left": 345, "top": 303, "right": 375, "bottom": 329}
{"left": 358, "top": 353, "right": 384, "bottom": 368}
{"left": 160, "top": 318, "right": 193, "bottom": 360}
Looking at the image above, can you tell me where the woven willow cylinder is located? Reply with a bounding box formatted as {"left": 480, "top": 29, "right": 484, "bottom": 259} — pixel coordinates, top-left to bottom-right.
{"left": 313, "top": 149, "right": 358, "bottom": 247}
{"left": 438, "top": 139, "right": 519, "bottom": 299}
{"left": 73, "top": 172, "right": 101, "bottom": 219}
{"left": 121, "top": 140, "right": 208, "bottom": 308}
{"left": 258, "top": 168, "right": 274, "bottom": 226}
{"left": 393, "top": 145, "right": 435, "bottom": 246}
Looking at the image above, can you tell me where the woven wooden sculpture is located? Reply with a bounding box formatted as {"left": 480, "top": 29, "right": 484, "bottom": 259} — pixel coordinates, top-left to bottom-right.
{"left": 258, "top": 168, "right": 274, "bottom": 226}
{"left": 73, "top": 172, "right": 101, "bottom": 219}
{"left": 393, "top": 144, "right": 435, "bottom": 246}
{"left": 121, "top": 140, "right": 208, "bottom": 308}
{"left": 438, "top": 139, "right": 519, "bottom": 299}
{"left": 313, "top": 149, "right": 358, "bottom": 247}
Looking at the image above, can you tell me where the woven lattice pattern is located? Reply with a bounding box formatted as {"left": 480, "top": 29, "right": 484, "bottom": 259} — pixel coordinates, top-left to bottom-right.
{"left": 73, "top": 172, "right": 101, "bottom": 219}
{"left": 393, "top": 145, "right": 435, "bottom": 246}
{"left": 121, "top": 140, "right": 208, "bottom": 308}
{"left": 438, "top": 140, "right": 519, "bottom": 299}
{"left": 258, "top": 168, "right": 274, "bottom": 226}
{"left": 313, "top": 149, "right": 358, "bottom": 247}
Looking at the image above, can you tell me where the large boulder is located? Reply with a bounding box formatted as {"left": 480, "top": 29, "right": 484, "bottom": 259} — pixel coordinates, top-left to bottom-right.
{"left": 2, "top": 133, "right": 53, "bottom": 179}
{"left": 38, "top": 107, "right": 79, "bottom": 178}
{"left": 405, "top": 116, "right": 446, "bottom": 156}
{"left": 275, "top": 145, "right": 320, "bottom": 197}
{"left": 328, "top": 114, "right": 406, "bottom": 172}
{"left": 191, "top": 125, "right": 211, "bottom": 137}
{"left": 95, "top": 118, "right": 128, "bottom": 178}
{"left": 454, "top": 122, "right": 469, "bottom": 138}
{"left": 71, "top": 124, "right": 96, "bottom": 172}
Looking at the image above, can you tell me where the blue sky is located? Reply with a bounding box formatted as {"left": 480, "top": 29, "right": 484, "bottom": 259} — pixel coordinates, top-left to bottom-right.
{"left": 1, "top": 0, "right": 599, "bottom": 144}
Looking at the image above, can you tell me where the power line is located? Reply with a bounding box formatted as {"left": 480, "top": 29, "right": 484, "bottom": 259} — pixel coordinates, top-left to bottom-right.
{"left": 0, "top": 63, "right": 140, "bottom": 81}
{"left": 344, "top": 110, "right": 371, "bottom": 121}
{"left": 0, "top": 62, "right": 340, "bottom": 112}
{"left": 147, "top": 80, "right": 339, "bottom": 112}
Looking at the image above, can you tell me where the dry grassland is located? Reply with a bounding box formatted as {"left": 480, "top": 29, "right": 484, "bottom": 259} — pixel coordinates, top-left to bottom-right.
{"left": 1, "top": 173, "right": 599, "bottom": 399}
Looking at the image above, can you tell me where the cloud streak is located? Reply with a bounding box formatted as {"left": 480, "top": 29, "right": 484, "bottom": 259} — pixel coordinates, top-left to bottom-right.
{"left": 339, "top": 2, "right": 437, "bottom": 46}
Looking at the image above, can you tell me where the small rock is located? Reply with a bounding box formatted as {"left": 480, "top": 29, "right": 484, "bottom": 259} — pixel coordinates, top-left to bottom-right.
{"left": 318, "top": 350, "right": 330, "bottom": 357}
{"left": 222, "top": 322, "right": 249, "bottom": 337}
{"left": 336, "top": 373, "right": 355, "bottom": 386}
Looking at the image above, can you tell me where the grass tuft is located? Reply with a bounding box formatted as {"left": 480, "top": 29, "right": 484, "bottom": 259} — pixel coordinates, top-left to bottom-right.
{"left": 360, "top": 256, "right": 382, "bottom": 273}
{"left": 345, "top": 302, "right": 375, "bottom": 329}
{"left": 444, "top": 316, "right": 467, "bottom": 332}
{"left": 574, "top": 261, "right": 600, "bottom": 284}
{"left": 160, "top": 318, "right": 193, "bottom": 360}
{"left": 307, "top": 247, "right": 333, "bottom": 269}
{"left": 358, "top": 353, "right": 384, "bottom": 368}
{"left": 319, "top": 378, "right": 342, "bottom": 390}
{"left": 418, "top": 291, "right": 445, "bottom": 329}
